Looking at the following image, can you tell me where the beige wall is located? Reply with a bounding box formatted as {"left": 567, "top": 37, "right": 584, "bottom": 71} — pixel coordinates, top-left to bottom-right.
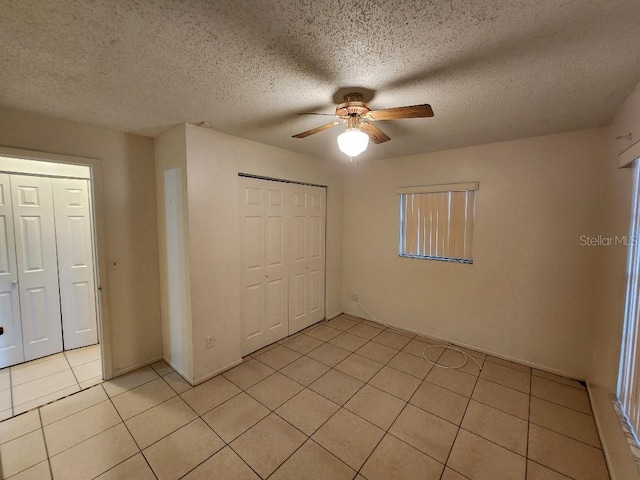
{"left": 590, "top": 81, "right": 640, "bottom": 390}
{"left": 156, "top": 124, "right": 344, "bottom": 383}
{"left": 588, "top": 83, "right": 640, "bottom": 480}
{"left": 154, "top": 126, "right": 194, "bottom": 380}
{"left": 0, "top": 106, "right": 162, "bottom": 376}
{"left": 589, "top": 137, "right": 634, "bottom": 391}
{"left": 342, "top": 128, "right": 608, "bottom": 378}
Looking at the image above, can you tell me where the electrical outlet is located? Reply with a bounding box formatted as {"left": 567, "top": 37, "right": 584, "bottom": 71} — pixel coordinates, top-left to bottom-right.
{"left": 206, "top": 336, "right": 215, "bottom": 349}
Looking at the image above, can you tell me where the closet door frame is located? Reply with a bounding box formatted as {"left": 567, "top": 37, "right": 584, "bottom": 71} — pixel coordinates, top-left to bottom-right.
{"left": 238, "top": 174, "right": 327, "bottom": 356}
{"left": 0, "top": 147, "right": 110, "bottom": 379}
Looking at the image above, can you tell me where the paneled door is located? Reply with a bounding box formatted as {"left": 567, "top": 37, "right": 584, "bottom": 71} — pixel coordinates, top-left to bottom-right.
{"left": 0, "top": 174, "right": 24, "bottom": 368}
{"left": 240, "top": 177, "right": 289, "bottom": 355}
{"left": 10, "top": 175, "right": 63, "bottom": 361}
{"left": 289, "top": 185, "right": 326, "bottom": 334}
{"left": 53, "top": 178, "right": 98, "bottom": 350}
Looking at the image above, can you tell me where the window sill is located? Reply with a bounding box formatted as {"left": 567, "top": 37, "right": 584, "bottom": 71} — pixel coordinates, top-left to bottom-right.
{"left": 399, "top": 254, "right": 473, "bottom": 265}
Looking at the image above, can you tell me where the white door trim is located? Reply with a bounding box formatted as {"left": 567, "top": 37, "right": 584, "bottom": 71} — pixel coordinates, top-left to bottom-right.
{"left": 0, "top": 146, "right": 110, "bottom": 380}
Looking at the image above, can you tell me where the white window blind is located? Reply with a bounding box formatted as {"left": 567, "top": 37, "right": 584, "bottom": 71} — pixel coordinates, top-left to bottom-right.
{"left": 618, "top": 161, "right": 640, "bottom": 441}
{"left": 397, "top": 182, "right": 477, "bottom": 263}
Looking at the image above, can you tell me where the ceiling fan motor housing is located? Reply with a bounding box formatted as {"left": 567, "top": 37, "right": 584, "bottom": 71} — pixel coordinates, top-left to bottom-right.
{"left": 336, "top": 92, "right": 372, "bottom": 117}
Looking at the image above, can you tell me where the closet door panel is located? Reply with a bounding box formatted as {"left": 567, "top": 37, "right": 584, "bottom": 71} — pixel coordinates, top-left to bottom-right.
{"left": 289, "top": 185, "right": 326, "bottom": 334}
{"left": 264, "top": 187, "right": 288, "bottom": 341}
{"left": 240, "top": 177, "right": 325, "bottom": 354}
{"left": 240, "top": 178, "right": 288, "bottom": 355}
{"left": 240, "top": 183, "right": 266, "bottom": 355}
{"left": 11, "top": 175, "right": 62, "bottom": 361}
{"left": 306, "top": 189, "right": 325, "bottom": 320}
{"left": 0, "top": 174, "right": 24, "bottom": 368}
{"left": 53, "top": 178, "right": 98, "bottom": 350}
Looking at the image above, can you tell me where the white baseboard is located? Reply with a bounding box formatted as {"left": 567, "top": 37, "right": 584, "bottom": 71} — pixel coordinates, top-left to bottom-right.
{"left": 192, "top": 358, "right": 243, "bottom": 386}
{"left": 111, "top": 355, "right": 163, "bottom": 378}
{"left": 162, "top": 357, "right": 194, "bottom": 385}
{"left": 342, "top": 309, "right": 585, "bottom": 382}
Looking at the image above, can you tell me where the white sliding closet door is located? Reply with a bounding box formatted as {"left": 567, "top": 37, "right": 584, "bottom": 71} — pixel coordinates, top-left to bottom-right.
{"left": 240, "top": 177, "right": 288, "bottom": 355}
{"left": 53, "top": 178, "right": 98, "bottom": 350}
{"left": 10, "top": 175, "right": 63, "bottom": 361}
{"left": 240, "top": 177, "right": 326, "bottom": 355}
{"left": 289, "top": 185, "right": 325, "bottom": 334}
{"left": 0, "top": 174, "right": 24, "bottom": 368}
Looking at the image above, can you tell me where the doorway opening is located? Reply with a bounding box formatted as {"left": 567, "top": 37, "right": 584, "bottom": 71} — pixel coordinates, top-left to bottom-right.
{"left": 0, "top": 154, "right": 104, "bottom": 419}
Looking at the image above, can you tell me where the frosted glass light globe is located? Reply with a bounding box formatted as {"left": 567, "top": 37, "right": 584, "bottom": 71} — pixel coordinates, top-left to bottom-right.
{"left": 337, "top": 128, "right": 369, "bottom": 157}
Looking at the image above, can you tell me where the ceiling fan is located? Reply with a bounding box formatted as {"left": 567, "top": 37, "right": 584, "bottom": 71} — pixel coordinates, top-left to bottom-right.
{"left": 292, "top": 92, "right": 434, "bottom": 157}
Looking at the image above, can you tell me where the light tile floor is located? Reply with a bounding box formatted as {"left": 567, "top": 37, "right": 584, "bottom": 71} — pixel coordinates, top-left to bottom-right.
{"left": 0, "top": 316, "right": 611, "bottom": 480}
{"left": 0, "top": 344, "right": 102, "bottom": 420}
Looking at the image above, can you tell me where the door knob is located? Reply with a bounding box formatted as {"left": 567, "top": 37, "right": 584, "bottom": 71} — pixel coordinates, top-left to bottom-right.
{"left": 265, "top": 274, "right": 270, "bottom": 278}
{"left": 11, "top": 281, "right": 17, "bottom": 286}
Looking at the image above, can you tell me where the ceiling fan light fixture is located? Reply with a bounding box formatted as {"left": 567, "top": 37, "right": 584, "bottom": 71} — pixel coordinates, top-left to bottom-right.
{"left": 337, "top": 127, "right": 369, "bottom": 157}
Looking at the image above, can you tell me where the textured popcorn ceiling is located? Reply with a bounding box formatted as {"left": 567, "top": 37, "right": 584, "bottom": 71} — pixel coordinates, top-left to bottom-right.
{"left": 1, "top": 0, "right": 640, "bottom": 161}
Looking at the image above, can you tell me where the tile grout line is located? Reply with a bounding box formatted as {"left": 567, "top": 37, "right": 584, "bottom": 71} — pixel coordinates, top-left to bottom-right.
{"left": 439, "top": 351, "right": 483, "bottom": 478}
{"left": 10, "top": 356, "right": 72, "bottom": 389}
{"left": 63, "top": 344, "right": 101, "bottom": 368}
{"left": 106, "top": 381, "right": 159, "bottom": 480}
{"left": 209, "top": 339, "right": 593, "bottom": 480}
{"left": 227, "top": 321, "right": 383, "bottom": 478}
{"left": 527, "top": 419, "right": 605, "bottom": 451}
{"left": 198, "top": 341, "right": 315, "bottom": 479}
{"left": 177, "top": 336, "right": 333, "bottom": 479}
{"left": 37, "top": 407, "right": 55, "bottom": 480}
{"left": 525, "top": 364, "right": 533, "bottom": 480}
{"left": 37, "top": 373, "right": 167, "bottom": 478}
{"left": 8, "top": 346, "right": 103, "bottom": 418}
{"left": 9, "top": 367, "right": 13, "bottom": 419}
{"left": 181, "top": 369, "right": 309, "bottom": 479}
{"left": 355, "top": 348, "right": 447, "bottom": 478}
{"left": 350, "top": 314, "right": 588, "bottom": 392}
{"left": 62, "top": 350, "right": 82, "bottom": 391}
{"left": 11, "top": 384, "right": 81, "bottom": 416}
{"left": 42, "top": 406, "right": 130, "bottom": 460}
{"left": 3, "top": 317, "right": 596, "bottom": 480}
{"left": 40, "top": 384, "right": 108, "bottom": 428}
{"left": 526, "top": 458, "right": 581, "bottom": 480}
{"left": 528, "top": 391, "right": 593, "bottom": 416}
{"left": 105, "top": 369, "right": 227, "bottom": 480}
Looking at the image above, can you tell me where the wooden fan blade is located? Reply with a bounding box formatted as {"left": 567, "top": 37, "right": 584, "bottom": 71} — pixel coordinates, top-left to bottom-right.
{"left": 292, "top": 121, "right": 342, "bottom": 139}
{"left": 367, "top": 104, "right": 434, "bottom": 121}
{"left": 360, "top": 122, "right": 390, "bottom": 144}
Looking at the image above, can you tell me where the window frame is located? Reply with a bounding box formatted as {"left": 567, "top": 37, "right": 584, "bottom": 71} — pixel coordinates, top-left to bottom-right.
{"left": 397, "top": 182, "right": 478, "bottom": 264}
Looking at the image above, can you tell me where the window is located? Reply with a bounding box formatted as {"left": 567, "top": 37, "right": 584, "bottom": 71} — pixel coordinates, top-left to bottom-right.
{"left": 398, "top": 182, "right": 478, "bottom": 264}
{"left": 618, "top": 160, "right": 640, "bottom": 442}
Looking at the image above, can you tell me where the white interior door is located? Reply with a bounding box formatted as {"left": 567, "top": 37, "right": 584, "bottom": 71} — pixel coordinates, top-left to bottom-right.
{"left": 264, "top": 185, "right": 289, "bottom": 345}
{"left": 53, "top": 178, "right": 98, "bottom": 350}
{"left": 11, "top": 175, "right": 63, "bottom": 361}
{"left": 289, "top": 185, "right": 326, "bottom": 334}
{"left": 240, "top": 177, "right": 288, "bottom": 355}
{"left": 0, "top": 174, "right": 24, "bottom": 368}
